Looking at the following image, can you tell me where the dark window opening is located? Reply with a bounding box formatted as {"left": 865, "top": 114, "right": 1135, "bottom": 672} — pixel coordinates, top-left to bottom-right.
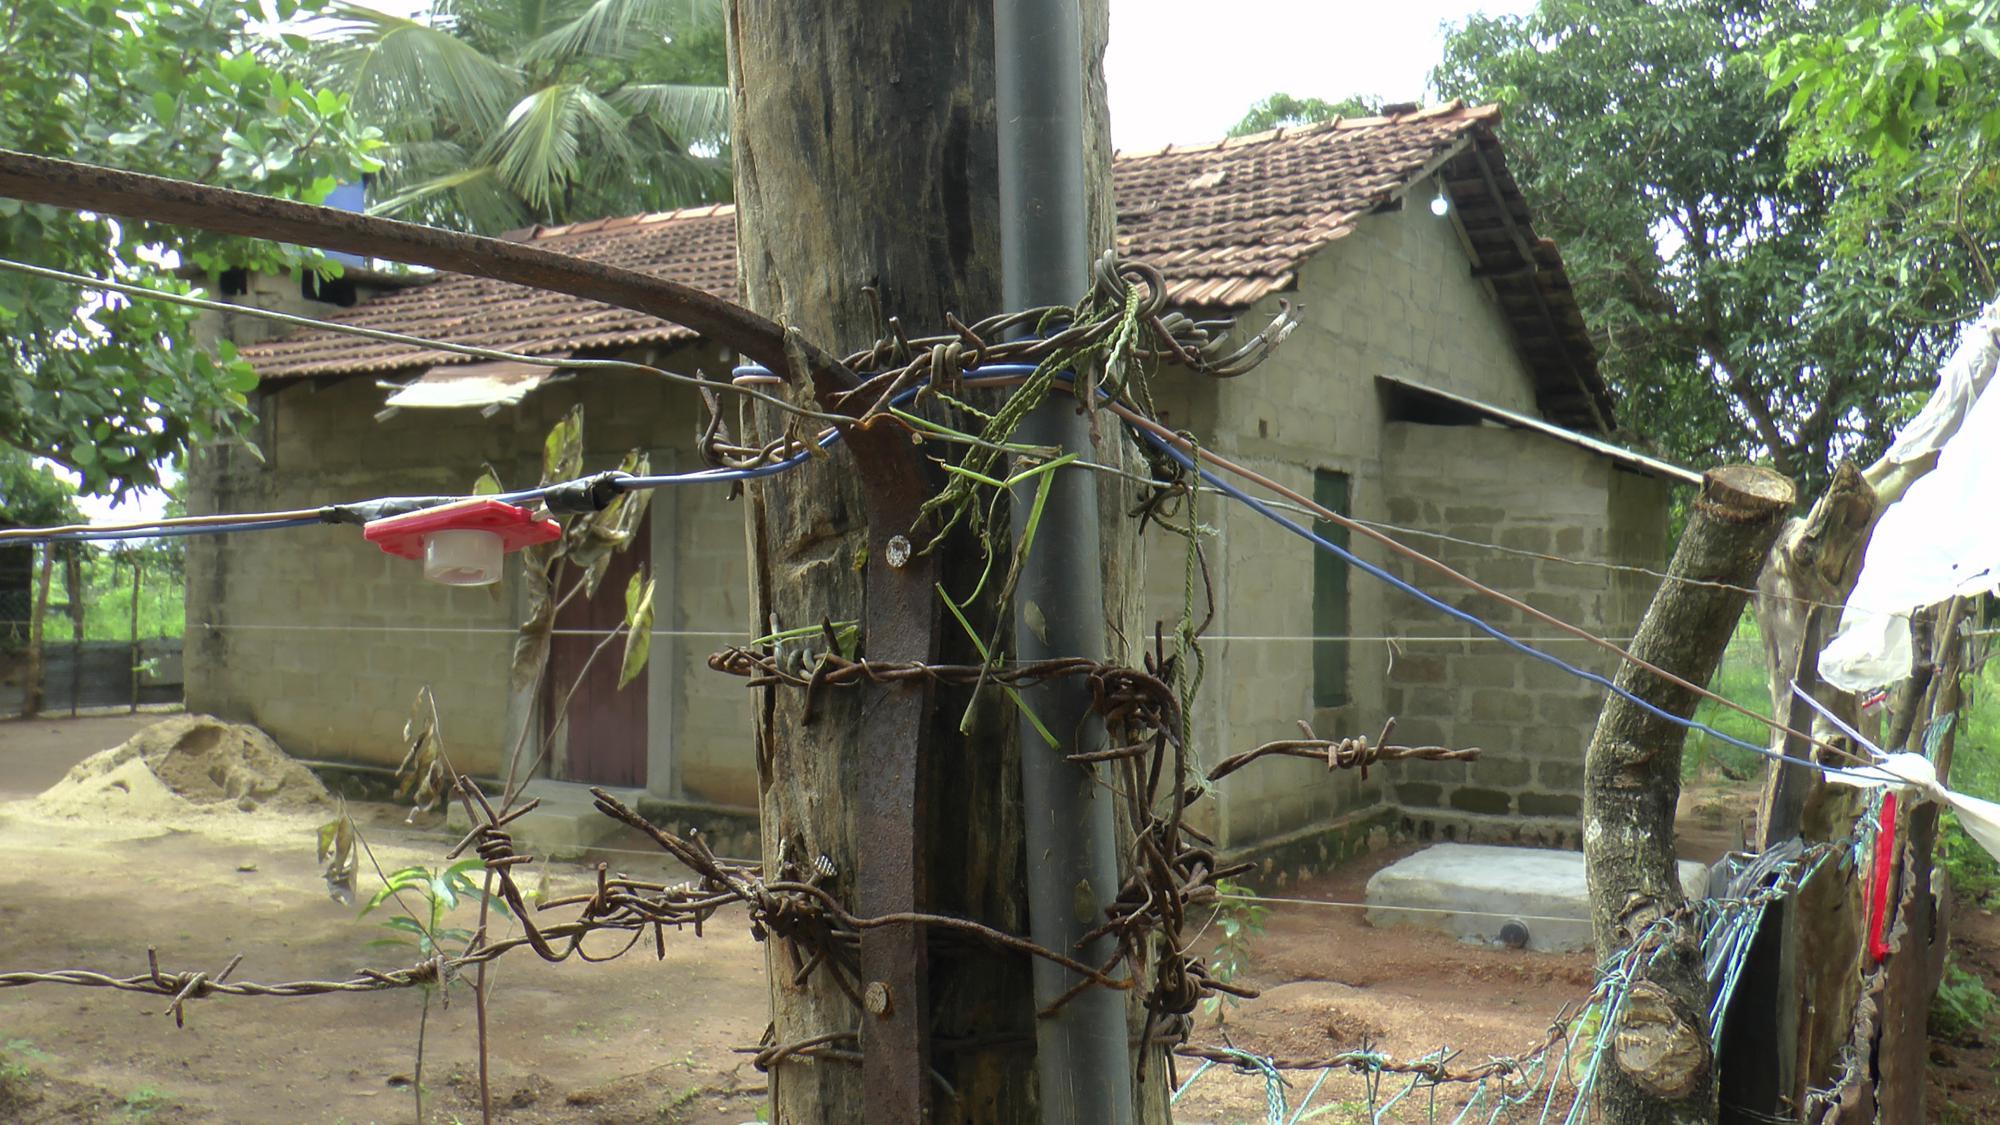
{"left": 218, "top": 267, "right": 250, "bottom": 297}
{"left": 1312, "top": 468, "right": 1351, "bottom": 708}
{"left": 1380, "top": 381, "right": 1484, "bottom": 426}
{"left": 301, "top": 272, "right": 359, "bottom": 307}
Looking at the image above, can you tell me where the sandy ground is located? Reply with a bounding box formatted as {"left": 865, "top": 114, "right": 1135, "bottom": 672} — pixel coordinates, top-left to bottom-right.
{"left": 0, "top": 713, "right": 167, "bottom": 800}
{"left": 0, "top": 716, "right": 771, "bottom": 1125}
{"left": 6, "top": 715, "right": 1980, "bottom": 1124}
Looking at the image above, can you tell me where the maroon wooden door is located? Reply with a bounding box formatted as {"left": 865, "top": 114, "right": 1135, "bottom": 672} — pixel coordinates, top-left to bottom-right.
{"left": 545, "top": 513, "right": 649, "bottom": 787}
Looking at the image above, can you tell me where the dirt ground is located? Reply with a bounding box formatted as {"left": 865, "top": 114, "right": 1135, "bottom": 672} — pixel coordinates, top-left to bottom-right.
{"left": 1, "top": 715, "right": 1991, "bottom": 1124}
{"left": 1929, "top": 901, "right": 2000, "bottom": 1123}
{"left": 0, "top": 715, "right": 771, "bottom": 1125}
{"left": 1166, "top": 849, "right": 1597, "bottom": 1125}
{"left": 0, "top": 713, "right": 172, "bottom": 801}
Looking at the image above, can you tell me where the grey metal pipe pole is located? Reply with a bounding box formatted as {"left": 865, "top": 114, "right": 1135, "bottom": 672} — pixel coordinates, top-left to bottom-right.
{"left": 995, "top": 2, "right": 1137, "bottom": 1122}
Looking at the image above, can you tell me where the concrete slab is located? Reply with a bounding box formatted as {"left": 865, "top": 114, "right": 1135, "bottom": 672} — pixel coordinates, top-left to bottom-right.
{"left": 1363, "top": 843, "right": 1709, "bottom": 953}
{"left": 444, "top": 778, "right": 643, "bottom": 858}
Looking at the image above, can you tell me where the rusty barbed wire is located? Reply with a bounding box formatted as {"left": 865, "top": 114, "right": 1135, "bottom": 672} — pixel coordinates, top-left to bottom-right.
{"left": 1172, "top": 1016, "right": 1572, "bottom": 1086}
{"left": 1207, "top": 718, "right": 1482, "bottom": 783}
{"left": 711, "top": 631, "right": 1235, "bottom": 1038}
{"left": 708, "top": 630, "right": 1493, "bottom": 1055}
{"left": 693, "top": 254, "right": 1301, "bottom": 475}
{"left": 0, "top": 949, "right": 443, "bottom": 1026}
{"left": 707, "top": 643, "right": 1179, "bottom": 733}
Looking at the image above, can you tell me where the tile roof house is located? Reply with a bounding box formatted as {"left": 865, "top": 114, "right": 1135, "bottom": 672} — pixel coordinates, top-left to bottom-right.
{"left": 187, "top": 102, "right": 1679, "bottom": 867}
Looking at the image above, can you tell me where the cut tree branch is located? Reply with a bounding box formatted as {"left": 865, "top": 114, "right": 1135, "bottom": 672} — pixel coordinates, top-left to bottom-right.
{"left": 0, "top": 149, "right": 860, "bottom": 398}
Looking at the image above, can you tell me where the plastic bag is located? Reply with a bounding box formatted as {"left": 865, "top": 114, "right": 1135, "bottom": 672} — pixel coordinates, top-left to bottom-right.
{"left": 1820, "top": 301, "right": 2000, "bottom": 691}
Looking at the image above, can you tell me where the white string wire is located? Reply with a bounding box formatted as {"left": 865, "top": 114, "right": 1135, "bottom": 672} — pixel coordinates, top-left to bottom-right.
{"left": 1219, "top": 893, "right": 1590, "bottom": 926}
{"left": 191, "top": 621, "right": 1636, "bottom": 644}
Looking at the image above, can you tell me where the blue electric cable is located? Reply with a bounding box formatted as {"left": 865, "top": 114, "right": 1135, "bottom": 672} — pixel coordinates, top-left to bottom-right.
{"left": 1, "top": 359, "right": 1894, "bottom": 784}
{"left": 1137, "top": 432, "right": 1866, "bottom": 780}
{"left": 613, "top": 367, "right": 857, "bottom": 489}
{"left": 8, "top": 367, "right": 853, "bottom": 546}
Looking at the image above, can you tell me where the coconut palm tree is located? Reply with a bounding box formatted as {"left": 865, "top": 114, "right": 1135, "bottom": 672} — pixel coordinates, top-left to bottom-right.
{"left": 323, "top": 0, "right": 730, "bottom": 232}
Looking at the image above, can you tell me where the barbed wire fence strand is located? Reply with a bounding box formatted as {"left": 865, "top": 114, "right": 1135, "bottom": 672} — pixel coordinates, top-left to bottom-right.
{"left": 0, "top": 251, "right": 1876, "bottom": 780}
{"left": 0, "top": 231, "right": 1912, "bottom": 1124}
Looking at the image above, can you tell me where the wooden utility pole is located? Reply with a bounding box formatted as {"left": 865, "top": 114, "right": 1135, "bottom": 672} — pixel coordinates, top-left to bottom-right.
{"left": 1582, "top": 465, "right": 1794, "bottom": 1125}
{"left": 726, "top": 4, "right": 1149, "bottom": 1124}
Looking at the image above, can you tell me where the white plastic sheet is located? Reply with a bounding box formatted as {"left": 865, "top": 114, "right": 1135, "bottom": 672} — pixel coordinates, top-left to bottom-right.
{"left": 1885, "top": 296, "right": 2000, "bottom": 464}
{"left": 1819, "top": 299, "right": 2000, "bottom": 691}
{"left": 1828, "top": 752, "right": 2000, "bottom": 863}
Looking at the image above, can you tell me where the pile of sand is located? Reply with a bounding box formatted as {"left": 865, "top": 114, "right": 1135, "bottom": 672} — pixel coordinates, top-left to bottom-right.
{"left": 32, "top": 714, "right": 332, "bottom": 822}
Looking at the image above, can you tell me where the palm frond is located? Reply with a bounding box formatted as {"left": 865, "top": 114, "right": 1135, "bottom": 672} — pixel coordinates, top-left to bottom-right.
{"left": 518, "top": 0, "right": 714, "bottom": 66}
{"left": 610, "top": 82, "right": 728, "bottom": 148}
{"left": 596, "top": 128, "right": 730, "bottom": 211}
{"left": 372, "top": 137, "right": 477, "bottom": 176}
{"left": 485, "top": 84, "right": 586, "bottom": 216}
{"left": 326, "top": 3, "right": 522, "bottom": 137}
{"left": 370, "top": 165, "right": 532, "bottom": 233}
{"left": 569, "top": 86, "right": 643, "bottom": 165}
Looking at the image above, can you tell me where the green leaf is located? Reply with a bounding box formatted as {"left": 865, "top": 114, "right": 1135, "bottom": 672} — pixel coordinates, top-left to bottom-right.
{"left": 431, "top": 872, "right": 458, "bottom": 910}
{"left": 222, "top": 361, "right": 260, "bottom": 393}
{"left": 218, "top": 52, "right": 258, "bottom": 85}
{"left": 619, "top": 570, "right": 656, "bottom": 689}
{"left": 446, "top": 858, "right": 489, "bottom": 883}
{"left": 541, "top": 405, "right": 584, "bottom": 486}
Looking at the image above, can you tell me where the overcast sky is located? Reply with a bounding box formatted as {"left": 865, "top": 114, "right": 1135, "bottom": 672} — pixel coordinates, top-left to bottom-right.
{"left": 1104, "top": 0, "right": 1536, "bottom": 150}
{"left": 68, "top": 0, "right": 1535, "bottom": 524}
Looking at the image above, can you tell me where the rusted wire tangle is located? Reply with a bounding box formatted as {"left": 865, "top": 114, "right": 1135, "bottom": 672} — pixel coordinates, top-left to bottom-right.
{"left": 0, "top": 778, "right": 1124, "bottom": 1027}
{"left": 709, "top": 632, "right": 1478, "bottom": 1072}
{"left": 693, "top": 254, "right": 1300, "bottom": 474}
{"left": 1173, "top": 1012, "right": 1574, "bottom": 1087}
{"left": 708, "top": 644, "right": 1173, "bottom": 730}
{"left": 1207, "top": 718, "right": 1481, "bottom": 783}
{"left": 0, "top": 656, "right": 1475, "bottom": 1064}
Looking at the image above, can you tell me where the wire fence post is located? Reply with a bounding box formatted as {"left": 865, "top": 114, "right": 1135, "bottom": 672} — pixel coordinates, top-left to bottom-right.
{"left": 1580, "top": 464, "right": 1794, "bottom": 1120}
{"left": 65, "top": 547, "right": 83, "bottom": 717}
{"left": 129, "top": 555, "right": 142, "bottom": 712}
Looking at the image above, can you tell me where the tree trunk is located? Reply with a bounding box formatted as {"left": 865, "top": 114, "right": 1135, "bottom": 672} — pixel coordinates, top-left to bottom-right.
{"left": 1583, "top": 465, "right": 1795, "bottom": 1124}
{"left": 65, "top": 548, "right": 83, "bottom": 717}
{"left": 726, "top": 4, "right": 1143, "bottom": 1123}
{"left": 21, "top": 544, "right": 53, "bottom": 718}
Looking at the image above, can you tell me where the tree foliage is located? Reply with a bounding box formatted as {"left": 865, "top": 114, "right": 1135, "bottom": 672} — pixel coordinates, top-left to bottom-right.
{"left": 1768, "top": 0, "right": 2000, "bottom": 300}
{"left": 1229, "top": 92, "right": 1383, "bottom": 136}
{"left": 0, "top": 0, "right": 381, "bottom": 497}
{"left": 322, "top": 0, "right": 731, "bottom": 231}
{"left": 1434, "top": 0, "right": 1985, "bottom": 489}
{"left": 0, "top": 447, "right": 82, "bottom": 528}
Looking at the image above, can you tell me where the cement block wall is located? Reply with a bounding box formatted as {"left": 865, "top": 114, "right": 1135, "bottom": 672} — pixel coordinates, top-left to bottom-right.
{"left": 1134, "top": 180, "right": 1661, "bottom": 864}
{"left": 184, "top": 342, "right": 756, "bottom": 798}
{"left": 188, "top": 176, "right": 1675, "bottom": 863}
{"left": 1378, "top": 423, "right": 1668, "bottom": 844}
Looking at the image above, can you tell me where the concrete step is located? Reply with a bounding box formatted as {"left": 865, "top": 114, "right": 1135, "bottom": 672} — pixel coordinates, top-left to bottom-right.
{"left": 445, "top": 778, "right": 645, "bottom": 860}
{"left": 1364, "top": 842, "right": 1710, "bottom": 953}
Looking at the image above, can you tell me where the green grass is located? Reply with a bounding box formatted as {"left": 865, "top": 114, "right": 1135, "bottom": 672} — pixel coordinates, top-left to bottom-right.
{"left": 120, "top": 1086, "right": 171, "bottom": 1120}
{"left": 1933, "top": 957, "right": 1999, "bottom": 1042}
{"left": 50, "top": 553, "right": 183, "bottom": 642}
{"left": 1683, "top": 613, "right": 2000, "bottom": 909}
{"left": 1684, "top": 616, "right": 1777, "bottom": 781}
